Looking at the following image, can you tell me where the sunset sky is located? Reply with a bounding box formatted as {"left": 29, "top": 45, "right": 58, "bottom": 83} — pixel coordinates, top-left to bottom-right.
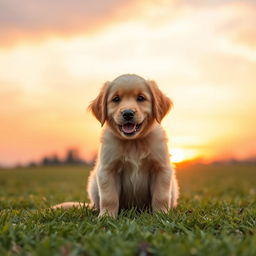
{"left": 0, "top": 0, "right": 256, "bottom": 166}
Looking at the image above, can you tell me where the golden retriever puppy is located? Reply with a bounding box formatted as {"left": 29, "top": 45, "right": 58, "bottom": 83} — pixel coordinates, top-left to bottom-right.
{"left": 53, "top": 74, "right": 179, "bottom": 217}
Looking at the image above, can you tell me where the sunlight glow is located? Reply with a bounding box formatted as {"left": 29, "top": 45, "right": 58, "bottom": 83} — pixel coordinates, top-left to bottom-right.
{"left": 170, "top": 148, "right": 185, "bottom": 163}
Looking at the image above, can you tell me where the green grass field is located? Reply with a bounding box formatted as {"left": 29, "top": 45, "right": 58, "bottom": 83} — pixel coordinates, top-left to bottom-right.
{"left": 0, "top": 164, "right": 255, "bottom": 256}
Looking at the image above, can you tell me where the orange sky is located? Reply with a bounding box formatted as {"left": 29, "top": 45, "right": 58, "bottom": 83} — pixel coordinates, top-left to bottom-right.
{"left": 0, "top": 0, "right": 256, "bottom": 166}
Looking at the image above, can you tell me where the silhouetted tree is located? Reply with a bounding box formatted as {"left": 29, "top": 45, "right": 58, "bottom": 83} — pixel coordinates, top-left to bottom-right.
{"left": 51, "top": 154, "right": 61, "bottom": 165}
{"left": 36, "top": 149, "right": 89, "bottom": 166}
{"left": 65, "top": 149, "right": 79, "bottom": 164}
{"left": 28, "top": 162, "right": 37, "bottom": 167}
{"left": 42, "top": 157, "right": 51, "bottom": 166}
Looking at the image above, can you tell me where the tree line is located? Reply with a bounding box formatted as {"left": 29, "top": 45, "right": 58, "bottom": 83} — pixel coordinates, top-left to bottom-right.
{"left": 27, "top": 149, "right": 94, "bottom": 167}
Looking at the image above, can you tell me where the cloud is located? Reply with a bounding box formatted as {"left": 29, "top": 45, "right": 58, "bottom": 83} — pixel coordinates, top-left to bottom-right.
{"left": 0, "top": 0, "right": 137, "bottom": 47}
{"left": 1, "top": 0, "right": 256, "bottom": 50}
{"left": 221, "top": 3, "right": 256, "bottom": 50}
{"left": 181, "top": 0, "right": 256, "bottom": 50}
{"left": 187, "top": 0, "right": 256, "bottom": 53}
{"left": 0, "top": 0, "right": 190, "bottom": 48}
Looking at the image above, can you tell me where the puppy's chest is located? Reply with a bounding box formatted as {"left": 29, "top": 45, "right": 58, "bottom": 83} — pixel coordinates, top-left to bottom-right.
{"left": 120, "top": 144, "right": 151, "bottom": 174}
{"left": 106, "top": 139, "right": 153, "bottom": 190}
{"left": 118, "top": 155, "right": 152, "bottom": 209}
{"left": 119, "top": 148, "right": 152, "bottom": 193}
{"left": 121, "top": 141, "right": 150, "bottom": 163}
{"left": 120, "top": 156, "right": 151, "bottom": 175}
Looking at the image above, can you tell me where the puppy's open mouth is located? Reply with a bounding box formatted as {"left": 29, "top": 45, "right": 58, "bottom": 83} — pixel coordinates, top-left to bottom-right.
{"left": 118, "top": 122, "right": 142, "bottom": 136}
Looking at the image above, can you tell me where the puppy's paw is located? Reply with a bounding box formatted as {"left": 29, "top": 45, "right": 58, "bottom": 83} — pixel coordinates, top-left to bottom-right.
{"left": 98, "top": 209, "right": 117, "bottom": 218}
{"left": 152, "top": 198, "right": 170, "bottom": 213}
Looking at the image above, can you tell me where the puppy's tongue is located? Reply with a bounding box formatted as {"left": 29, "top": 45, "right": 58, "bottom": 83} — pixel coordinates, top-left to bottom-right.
{"left": 122, "top": 123, "right": 136, "bottom": 134}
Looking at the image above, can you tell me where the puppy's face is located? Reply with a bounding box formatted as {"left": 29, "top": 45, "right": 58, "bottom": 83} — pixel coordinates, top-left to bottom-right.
{"left": 107, "top": 78, "right": 152, "bottom": 139}
{"left": 89, "top": 74, "right": 172, "bottom": 140}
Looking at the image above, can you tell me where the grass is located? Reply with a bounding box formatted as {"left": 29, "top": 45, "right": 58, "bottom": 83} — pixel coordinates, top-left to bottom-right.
{"left": 0, "top": 164, "right": 255, "bottom": 256}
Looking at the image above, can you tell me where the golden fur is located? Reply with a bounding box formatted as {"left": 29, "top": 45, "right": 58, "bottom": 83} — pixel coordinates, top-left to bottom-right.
{"left": 53, "top": 74, "right": 179, "bottom": 217}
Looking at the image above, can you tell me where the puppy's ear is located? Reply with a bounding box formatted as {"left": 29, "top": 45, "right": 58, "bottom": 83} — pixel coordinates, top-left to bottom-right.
{"left": 88, "top": 81, "right": 110, "bottom": 126}
{"left": 147, "top": 80, "right": 173, "bottom": 123}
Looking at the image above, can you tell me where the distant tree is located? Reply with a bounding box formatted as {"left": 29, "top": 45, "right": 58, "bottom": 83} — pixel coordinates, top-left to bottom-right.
{"left": 65, "top": 149, "right": 79, "bottom": 164}
{"left": 42, "top": 157, "right": 51, "bottom": 166}
{"left": 38, "top": 149, "right": 89, "bottom": 166}
{"left": 28, "top": 162, "right": 37, "bottom": 167}
{"left": 51, "top": 154, "right": 61, "bottom": 165}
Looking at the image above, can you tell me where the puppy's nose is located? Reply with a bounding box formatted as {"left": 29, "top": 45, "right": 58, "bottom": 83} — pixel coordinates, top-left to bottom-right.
{"left": 122, "top": 109, "right": 135, "bottom": 121}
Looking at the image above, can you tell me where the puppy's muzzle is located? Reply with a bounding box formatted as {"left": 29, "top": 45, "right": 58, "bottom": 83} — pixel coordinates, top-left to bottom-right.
{"left": 119, "top": 109, "right": 142, "bottom": 136}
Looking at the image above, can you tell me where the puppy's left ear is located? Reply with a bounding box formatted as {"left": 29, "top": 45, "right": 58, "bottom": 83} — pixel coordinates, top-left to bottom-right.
{"left": 88, "top": 81, "right": 110, "bottom": 126}
{"left": 147, "top": 80, "right": 173, "bottom": 123}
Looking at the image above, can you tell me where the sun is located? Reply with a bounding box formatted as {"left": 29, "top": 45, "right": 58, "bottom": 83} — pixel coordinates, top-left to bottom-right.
{"left": 170, "top": 148, "right": 185, "bottom": 163}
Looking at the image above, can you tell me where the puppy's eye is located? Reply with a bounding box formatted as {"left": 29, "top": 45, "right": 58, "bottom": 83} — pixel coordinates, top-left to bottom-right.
{"left": 112, "top": 96, "right": 120, "bottom": 103}
{"left": 137, "top": 95, "right": 145, "bottom": 102}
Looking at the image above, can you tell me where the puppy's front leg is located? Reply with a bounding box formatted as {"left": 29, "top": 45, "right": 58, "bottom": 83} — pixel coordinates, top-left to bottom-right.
{"left": 97, "top": 169, "right": 120, "bottom": 218}
{"left": 151, "top": 167, "right": 172, "bottom": 213}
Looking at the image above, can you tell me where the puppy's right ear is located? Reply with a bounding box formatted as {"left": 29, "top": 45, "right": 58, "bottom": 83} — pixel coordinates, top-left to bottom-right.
{"left": 88, "top": 82, "right": 110, "bottom": 126}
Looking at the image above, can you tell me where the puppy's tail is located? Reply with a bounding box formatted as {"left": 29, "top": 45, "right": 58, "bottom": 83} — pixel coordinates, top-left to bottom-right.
{"left": 51, "top": 202, "right": 89, "bottom": 209}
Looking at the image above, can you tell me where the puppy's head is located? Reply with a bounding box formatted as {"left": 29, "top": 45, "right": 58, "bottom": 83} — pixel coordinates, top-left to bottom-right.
{"left": 89, "top": 74, "right": 172, "bottom": 139}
